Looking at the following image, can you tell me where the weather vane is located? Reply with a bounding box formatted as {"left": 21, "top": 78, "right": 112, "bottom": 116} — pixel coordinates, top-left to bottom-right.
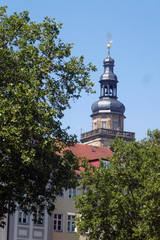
{"left": 107, "top": 33, "right": 113, "bottom": 55}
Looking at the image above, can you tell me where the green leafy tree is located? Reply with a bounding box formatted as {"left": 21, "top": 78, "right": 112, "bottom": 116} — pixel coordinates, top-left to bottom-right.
{"left": 0, "top": 6, "right": 96, "bottom": 226}
{"left": 75, "top": 130, "right": 160, "bottom": 240}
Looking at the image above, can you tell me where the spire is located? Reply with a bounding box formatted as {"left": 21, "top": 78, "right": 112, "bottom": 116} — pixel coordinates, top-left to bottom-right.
{"left": 99, "top": 38, "right": 117, "bottom": 98}
{"left": 107, "top": 42, "right": 111, "bottom": 57}
{"left": 91, "top": 40, "right": 125, "bottom": 117}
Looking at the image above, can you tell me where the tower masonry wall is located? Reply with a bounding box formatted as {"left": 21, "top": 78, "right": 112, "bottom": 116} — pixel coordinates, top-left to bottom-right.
{"left": 92, "top": 113, "right": 124, "bottom": 131}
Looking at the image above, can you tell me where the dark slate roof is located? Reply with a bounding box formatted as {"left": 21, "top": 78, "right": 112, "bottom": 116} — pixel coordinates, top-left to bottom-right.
{"left": 100, "top": 70, "right": 117, "bottom": 81}
{"left": 104, "top": 55, "right": 114, "bottom": 65}
{"left": 91, "top": 97, "right": 125, "bottom": 116}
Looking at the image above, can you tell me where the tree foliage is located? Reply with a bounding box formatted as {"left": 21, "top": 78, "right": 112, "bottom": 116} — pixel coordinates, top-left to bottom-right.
{"left": 0, "top": 6, "right": 96, "bottom": 226}
{"left": 75, "top": 130, "right": 160, "bottom": 240}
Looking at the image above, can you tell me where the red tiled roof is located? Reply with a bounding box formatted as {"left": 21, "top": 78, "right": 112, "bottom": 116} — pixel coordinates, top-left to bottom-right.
{"left": 69, "top": 143, "right": 113, "bottom": 161}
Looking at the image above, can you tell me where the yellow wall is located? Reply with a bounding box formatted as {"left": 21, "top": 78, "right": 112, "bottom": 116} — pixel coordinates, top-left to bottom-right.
{"left": 92, "top": 113, "right": 124, "bottom": 131}
{"left": 52, "top": 189, "right": 85, "bottom": 240}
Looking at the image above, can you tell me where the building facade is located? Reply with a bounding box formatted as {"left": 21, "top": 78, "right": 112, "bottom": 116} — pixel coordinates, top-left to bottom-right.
{"left": 81, "top": 44, "right": 135, "bottom": 147}
{"left": 0, "top": 144, "right": 112, "bottom": 240}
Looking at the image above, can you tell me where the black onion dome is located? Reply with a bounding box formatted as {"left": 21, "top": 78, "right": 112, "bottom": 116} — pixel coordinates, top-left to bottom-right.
{"left": 100, "top": 71, "right": 117, "bottom": 81}
{"left": 91, "top": 98, "right": 125, "bottom": 116}
{"left": 104, "top": 55, "right": 114, "bottom": 64}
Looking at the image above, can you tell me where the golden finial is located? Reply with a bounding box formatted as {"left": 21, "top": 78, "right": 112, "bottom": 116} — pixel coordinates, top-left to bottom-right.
{"left": 107, "top": 33, "right": 113, "bottom": 54}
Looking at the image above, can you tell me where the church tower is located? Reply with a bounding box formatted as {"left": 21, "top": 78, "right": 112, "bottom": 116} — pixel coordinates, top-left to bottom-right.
{"left": 81, "top": 43, "right": 135, "bottom": 147}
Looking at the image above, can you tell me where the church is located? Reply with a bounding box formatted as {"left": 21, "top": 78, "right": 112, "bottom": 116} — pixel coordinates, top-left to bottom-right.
{"left": 0, "top": 44, "right": 134, "bottom": 240}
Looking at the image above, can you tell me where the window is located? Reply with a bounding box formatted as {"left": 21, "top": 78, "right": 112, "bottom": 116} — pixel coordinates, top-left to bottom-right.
{"left": 33, "top": 208, "right": 44, "bottom": 225}
{"left": 94, "top": 122, "right": 97, "bottom": 130}
{"left": 103, "top": 160, "right": 110, "bottom": 168}
{"left": 113, "top": 123, "right": 118, "bottom": 130}
{"left": 91, "top": 148, "right": 95, "bottom": 152}
{"left": 109, "top": 86, "right": 113, "bottom": 96}
{"left": 67, "top": 215, "right": 76, "bottom": 232}
{"left": 53, "top": 214, "right": 63, "bottom": 231}
{"left": 102, "top": 121, "right": 106, "bottom": 128}
{"left": 105, "top": 86, "right": 108, "bottom": 95}
{"left": 113, "top": 87, "right": 117, "bottom": 97}
{"left": 68, "top": 188, "right": 78, "bottom": 200}
{"left": 18, "top": 211, "right": 28, "bottom": 224}
{"left": 57, "top": 188, "right": 65, "bottom": 199}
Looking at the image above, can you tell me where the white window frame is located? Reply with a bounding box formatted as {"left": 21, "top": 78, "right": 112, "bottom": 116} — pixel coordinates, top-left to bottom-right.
{"left": 18, "top": 211, "right": 28, "bottom": 224}
{"left": 57, "top": 188, "right": 65, "bottom": 199}
{"left": 102, "top": 160, "right": 110, "bottom": 168}
{"left": 67, "top": 214, "right": 76, "bottom": 232}
{"left": 33, "top": 208, "right": 44, "bottom": 225}
{"left": 68, "top": 188, "right": 78, "bottom": 200}
{"left": 53, "top": 213, "right": 63, "bottom": 232}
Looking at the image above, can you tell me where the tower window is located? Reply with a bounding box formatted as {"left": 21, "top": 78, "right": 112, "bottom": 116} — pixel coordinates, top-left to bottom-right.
{"left": 94, "top": 122, "right": 97, "bottom": 129}
{"left": 109, "top": 87, "right": 113, "bottom": 96}
{"left": 114, "top": 87, "right": 117, "bottom": 97}
{"left": 105, "top": 87, "right": 108, "bottom": 95}
{"left": 113, "top": 123, "right": 118, "bottom": 130}
{"left": 102, "top": 122, "right": 106, "bottom": 128}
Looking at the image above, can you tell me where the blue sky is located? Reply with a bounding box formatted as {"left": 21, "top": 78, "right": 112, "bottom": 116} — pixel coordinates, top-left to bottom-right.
{"left": 2, "top": 0, "right": 160, "bottom": 141}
